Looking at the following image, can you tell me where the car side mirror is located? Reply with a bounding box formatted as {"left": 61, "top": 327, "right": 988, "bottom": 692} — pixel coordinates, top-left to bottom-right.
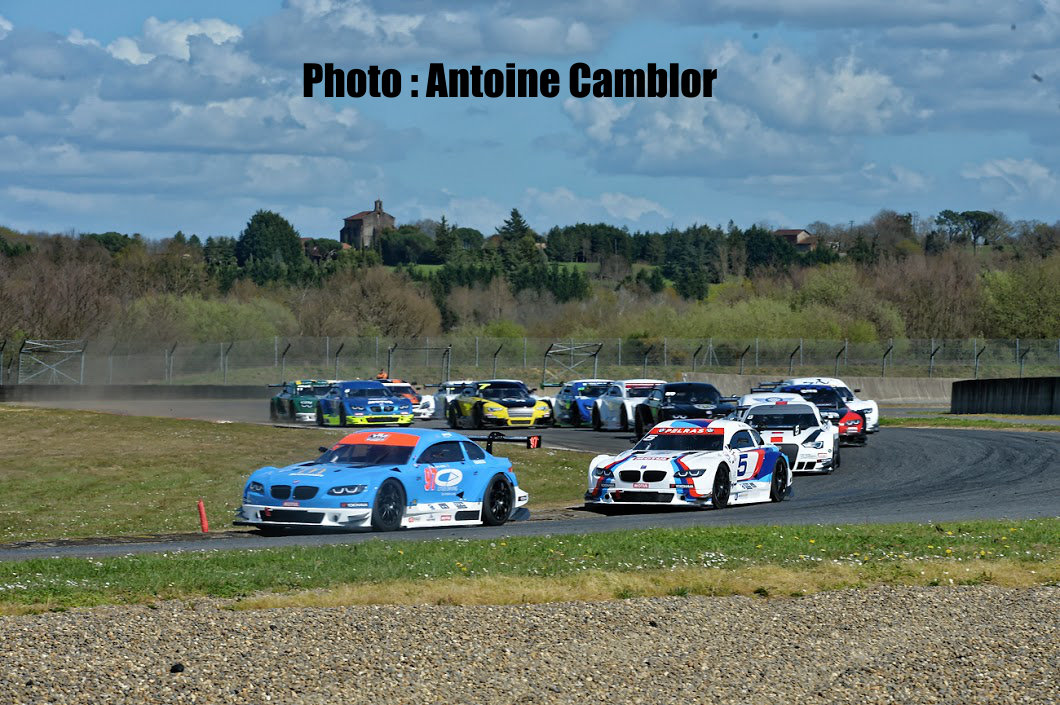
{"left": 853, "top": 388, "right": 861, "bottom": 393}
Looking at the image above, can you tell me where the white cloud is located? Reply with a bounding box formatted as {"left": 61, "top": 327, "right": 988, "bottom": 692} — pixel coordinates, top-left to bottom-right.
{"left": 0, "top": 14, "right": 11, "bottom": 41}
{"left": 961, "top": 158, "right": 1059, "bottom": 199}
{"left": 711, "top": 41, "right": 925, "bottom": 134}
{"left": 524, "top": 186, "right": 670, "bottom": 224}
{"left": 107, "top": 17, "right": 242, "bottom": 64}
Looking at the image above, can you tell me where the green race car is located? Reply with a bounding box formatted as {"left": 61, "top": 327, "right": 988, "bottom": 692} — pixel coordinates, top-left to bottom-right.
{"left": 269, "top": 379, "right": 334, "bottom": 423}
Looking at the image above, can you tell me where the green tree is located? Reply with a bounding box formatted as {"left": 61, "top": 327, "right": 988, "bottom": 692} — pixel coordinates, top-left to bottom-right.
{"left": 434, "top": 215, "right": 458, "bottom": 261}
{"left": 235, "top": 210, "right": 304, "bottom": 270}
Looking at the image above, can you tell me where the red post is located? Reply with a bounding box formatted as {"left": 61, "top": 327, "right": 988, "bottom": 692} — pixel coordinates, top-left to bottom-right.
{"left": 197, "top": 499, "right": 209, "bottom": 533}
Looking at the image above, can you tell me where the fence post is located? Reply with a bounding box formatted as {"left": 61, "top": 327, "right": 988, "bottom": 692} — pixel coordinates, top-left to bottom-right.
{"left": 928, "top": 342, "right": 942, "bottom": 378}
{"left": 618, "top": 338, "right": 622, "bottom": 366}
{"left": 881, "top": 343, "right": 894, "bottom": 377}
{"left": 755, "top": 338, "right": 759, "bottom": 368}
{"left": 642, "top": 345, "right": 654, "bottom": 376}
{"left": 274, "top": 336, "right": 278, "bottom": 367}
{"left": 738, "top": 345, "right": 751, "bottom": 375}
{"left": 334, "top": 342, "right": 345, "bottom": 379}
{"left": 1019, "top": 347, "right": 1031, "bottom": 378}
{"left": 1015, "top": 338, "right": 1020, "bottom": 365}
{"left": 223, "top": 342, "right": 234, "bottom": 384}
{"left": 663, "top": 337, "right": 667, "bottom": 368}
{"left": 692, "top": 344, "right": 704, "bottom": 373}
{"left": 167, "top": 343, "right": 177, "bottom": 383}
{"left": 475, "top": 337, "right": 479, "bottom": 367}
{"left": 523, "top": 337, "right": 527, "bottom": 368}
{"left": 280, "top": 342, "right": 291, "bottom": 382}
{"left": 799, "top": 338, "right": 803, "bottom": 366}
{"left": 493, "top": 344, "right": 504, "bottom": 378}
{"left": 325, "top": 336, "right": 329, "bottom": 370}
{"left": 788, "top": 342, "right": 801, "bottom": 375}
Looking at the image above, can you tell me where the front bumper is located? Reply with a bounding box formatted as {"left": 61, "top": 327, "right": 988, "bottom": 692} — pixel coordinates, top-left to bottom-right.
{"left": 235, "top": 503, "right": 372, "bottom": 529}
{"left": 322, "top": 412, "right": 415, "bottom": 426}
{"left": 839, "top": 431, "right": 867, "bottom": 446}
{"left": 293, "top": 411, "right": 316, "bottom": 423}
{"left": 482, "top": 411, "right": 552, "bottom": 427}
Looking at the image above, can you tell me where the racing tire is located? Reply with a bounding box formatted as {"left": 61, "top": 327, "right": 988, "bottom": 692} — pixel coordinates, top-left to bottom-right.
{"left": 830, "top": 444, "right": 840, "bottom": 473}
{"left": 287, "top": 402, "right": 297, "bottom": 423}
{"left": 338, "top": 405, "right": 348, "bottom": 427}
{"left": 269, "top": 401, "right": 278, "bottom": 422}
{"left": 472, "top": 403, "right": 485, "bottom": 430}
{"left": 257, "top": 524, "right": 286, "bottom": 537}
{"left": 542, "top": 401, "right": 555, "bottom": 427}
{"left": 711, "top": 465, "right": 731, "bottom": 510}
{"left": 619, "top": 406, "right": 629, "bottom": 433}
{"left": 371, "top": 479, "right": 406, "bottom": 532}
{"left": 569, "top": 405, "right": 581, "bottom": 428}
{"left": 770, "top": 459, "right": 788, "bottom": 502}
{"left": 315, "top": 404, "right": 324, "bottom": 426}
{"left": 447, "top": 405, "right": 459, "bottom": 429}
{"left": 591, "top": 405, "right": 602, "bottom": 431}
{"left": 634, "top": 409, "right": 645, "bottom": 439}
{"left": 481, "top": 474, "right": 514, "bottom": 526}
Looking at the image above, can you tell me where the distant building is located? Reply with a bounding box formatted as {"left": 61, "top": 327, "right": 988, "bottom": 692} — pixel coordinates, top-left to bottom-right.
{"left": 340, "top": 199, "right": 394, "bottom": 248}
{"left": 774, "top": 229, "right": 819, "bottom": 253}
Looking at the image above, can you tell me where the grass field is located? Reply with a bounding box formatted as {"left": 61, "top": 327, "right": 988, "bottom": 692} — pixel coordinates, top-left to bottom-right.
{"left": 0, "top": 407, "right": 589, "bottom": 543}
{"left": 0, "top": 519, "right": 1055, "bottom": 613}
{"left": 880, "top": 416, "right": 1060, "bottom": 432}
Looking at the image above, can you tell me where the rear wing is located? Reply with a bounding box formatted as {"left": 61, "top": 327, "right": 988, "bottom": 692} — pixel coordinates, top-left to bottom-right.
{"left": 749, "top": 381, "right": 783, "bottom": 393}
{"left": 467, "top": 431, "right": 543, "bottom": 453}
{"left": 719, "top": 395, "right": 739, "bottom": 404}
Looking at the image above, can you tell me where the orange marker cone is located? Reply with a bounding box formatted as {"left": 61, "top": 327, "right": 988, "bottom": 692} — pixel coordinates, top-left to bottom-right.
{"left": 197, "top": 499, "right": 209, "bottom": 533}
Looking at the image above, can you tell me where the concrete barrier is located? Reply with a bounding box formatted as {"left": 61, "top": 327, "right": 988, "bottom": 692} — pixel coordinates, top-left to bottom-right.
{"left": 0, "top": 384, "right": 271, "bottom": 402}
{"left": 682, "top": 372, "right": 956, "bottom": 405}
{"left": 951, "top": 377, "right": 1060, "bottom": 415}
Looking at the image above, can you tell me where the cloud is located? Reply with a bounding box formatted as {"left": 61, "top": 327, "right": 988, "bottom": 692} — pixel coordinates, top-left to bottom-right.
{"left": 107, "top": 17, "right": 242, "bottom": 64}
{"left": 711, "top": 41, "right": 926, "bottom": 134}
{"left": 0, "top": 14, "right": 11, "bottom": 40}
{"left": 525, "top": 186, "right": 670, "bottom": 224}
{"left": 961, "top": 158, "right": 1059, "bottom": 199}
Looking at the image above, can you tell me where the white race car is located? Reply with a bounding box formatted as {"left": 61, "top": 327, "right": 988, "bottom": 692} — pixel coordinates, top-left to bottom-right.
{"left": 414, "top": 395, "right": 435, "bottom": 420}
{"left": 433, "top": 380, "right": 476, "bottom": 418}
{"left": 591, "top": 379, "right": 666, "bottom": 431}
{"left": 783, "top": 377, "right": 880, "bottom": 432}
{"left": 585, "top": 419, "right": 791, "bottom": 509}
{"left": 735, "top": 400, "right": 840, "bottom": 473}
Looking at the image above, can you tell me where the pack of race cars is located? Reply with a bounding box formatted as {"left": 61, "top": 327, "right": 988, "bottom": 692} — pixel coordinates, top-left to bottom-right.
{"left": 246, "top": 374, "right": 878, "bottom": 532}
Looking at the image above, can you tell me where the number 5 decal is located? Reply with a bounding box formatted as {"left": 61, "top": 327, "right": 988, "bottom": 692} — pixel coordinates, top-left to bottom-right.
{"left": 737, "top": 454, "right": 749, "bottom": 478}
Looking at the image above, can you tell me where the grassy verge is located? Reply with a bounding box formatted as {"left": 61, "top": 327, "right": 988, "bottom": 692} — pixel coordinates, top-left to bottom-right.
{"left": 880, "top": 416, "right": 1060, "bottom": 432}
{"left": 0, "top": 519, "right": 1055, "bottom": 613}
{"left": 0, "top": 406, "right": 588, "bottom": 543}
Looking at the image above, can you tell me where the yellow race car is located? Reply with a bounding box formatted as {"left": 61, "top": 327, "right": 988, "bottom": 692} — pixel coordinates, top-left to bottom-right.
{"left": 447, "top": 380, "right": 553, "bottom": 429}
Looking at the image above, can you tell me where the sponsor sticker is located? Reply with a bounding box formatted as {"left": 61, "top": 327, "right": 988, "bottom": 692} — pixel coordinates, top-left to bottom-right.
{"left": 341, "top": 502, "right": 370, "bottom": 508}
{"left": 290, "top": 466, "right": 327, "bottom": 477}
{"left": 440, "top": 515, "right": 452, "bottom": 521}
{"left": 424, "top": 466, "right": 437, "bottom": 491}
{"left": 633, "top": 482, "right": 649, "bottom": 488}
{"left": 436, "top": 469, "right": 463, "bottom": 488}
{"left": 282, "top": 501, "right": 300, "bottom": 507}
{"left": 366, "top": 432, "right": 390, "bottom": 442}
{"left": 655, "top": 427, "right": 720, "bottom": 434}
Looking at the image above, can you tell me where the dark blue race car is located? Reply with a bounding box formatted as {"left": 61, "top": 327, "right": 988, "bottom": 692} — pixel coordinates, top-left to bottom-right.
{"left": 317, "top": 380, "right": 414, "bottom": 427}
{"left": 236, "top": 429, "right": 538, "bottom": 533}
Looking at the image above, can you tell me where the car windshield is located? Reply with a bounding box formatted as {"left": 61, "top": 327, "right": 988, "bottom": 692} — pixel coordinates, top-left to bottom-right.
{"left": 837, "top": 387, "right": 854, "bottom": 401}
{"left": 315, "top": 443, "right": 414, "bottom": 466}
{"left": 625, "top": 385, "right": 656, "bottom": 398}
{"left": 666, "top": 386, "right": 720, "bottom": 404}
{"left": 745, "top": 404, "right": 818, "bottom": 429}
{"left": 578, "top": 384, "right": 609, "bottom": 398}
{"left": 296, "top": 385, "right": 329, "bottom": 395}
{"left": 481, "top": 385, "right": 532, "bottom": 401}
{"left": 389, "top": 385, "right": 415, "bottom": 395}
{"left": 784, "top": 387, "right": 842, "bottom": 407}
{"left": 343, "top": 387, "right": 385, "bottom": 398}
{"left": 632, "top": 433, "right": 725, "bottom": 452}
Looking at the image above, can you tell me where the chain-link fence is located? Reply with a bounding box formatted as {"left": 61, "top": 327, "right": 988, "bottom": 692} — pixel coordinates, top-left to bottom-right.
{"left": 4, "top": 336, "right": 1058, "bottom": 385}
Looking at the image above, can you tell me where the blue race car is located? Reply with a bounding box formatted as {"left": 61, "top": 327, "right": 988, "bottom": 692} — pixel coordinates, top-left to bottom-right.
{"left": 316, "top": 380, "right": 414, "bottom": 427}
{"left": 235, "top": 429, "right": 538, "bottom": 532}
{"left": 553, "top": 378, "right": 612, "bottom": 427}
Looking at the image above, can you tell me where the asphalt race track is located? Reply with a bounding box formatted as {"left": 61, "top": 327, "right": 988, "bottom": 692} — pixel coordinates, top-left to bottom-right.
{"left": 1, "top": 399, "right": 1058, "bottom": 561}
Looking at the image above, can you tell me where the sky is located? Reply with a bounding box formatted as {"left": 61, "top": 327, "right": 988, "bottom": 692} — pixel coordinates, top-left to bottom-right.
{"left": 1, "top": 0, "right": 1057, "bottom": 239}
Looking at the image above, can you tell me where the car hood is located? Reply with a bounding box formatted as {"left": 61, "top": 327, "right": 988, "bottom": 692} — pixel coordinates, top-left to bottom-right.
{"left": 343, "top": 396, "right": 411, "bottom": 407}
{"left": 250, "top": 461, "right": 403, "bottom": 483}
{"left": 603, "top": 449, "right": 720, "bottom": 469}
{"left": 482, "top": 398, "right": 536, "bottom": 408}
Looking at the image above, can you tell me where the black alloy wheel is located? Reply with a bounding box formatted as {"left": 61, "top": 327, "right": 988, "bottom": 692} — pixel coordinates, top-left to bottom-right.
{"left": 481, "top": 474, "right": 514, "bottom": 526}
{"left": 592, "top": 405, "right": 602, "bottom": 431}
{"left": 371, "top": 479, "right": 405, "bottom": 531}
{"left": 770, "top": 460, "right": 788, "bottom": 502}
{"left": 315, "top": 404, "right": 324, "bottom": 426}
{"left": 711, "top": 466, "right": 731, "bottom": 509}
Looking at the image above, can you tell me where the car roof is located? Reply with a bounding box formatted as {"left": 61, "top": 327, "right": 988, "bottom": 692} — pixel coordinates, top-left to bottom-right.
{"left": 745, "top": 401, "right": 818, "bottom": 414}
{"left": 647, "top": 418, "right": 753, "bottom": 435}
{"left": 739, "top": 392, "right": 805, "bottom": 405}
{"left": 336, "top": 428, "right": 470, "bottom": 446}
{"left": 567, "top": 378, "right": 611, "bottom": 385}
{"left": 661, "top": 381, "right": 719, "bottom": 390}
{"left": 336, "top": 380, "right": 388, "bottom": 389}
{"left": 616, "top": 379, "right": 666, "bottom": 385}
{"left": 779, "top": 384, "right": 835, "bottom": 392}
{"left": 786, "top": 376, "right": 848, "bottom": 387}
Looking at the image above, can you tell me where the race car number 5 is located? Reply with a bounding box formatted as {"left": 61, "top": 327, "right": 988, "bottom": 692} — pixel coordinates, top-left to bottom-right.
{"left": 737, "top": 455, "right": 749, "bottom": 477}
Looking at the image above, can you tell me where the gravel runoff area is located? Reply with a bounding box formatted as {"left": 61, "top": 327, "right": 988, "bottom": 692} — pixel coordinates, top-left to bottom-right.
{"left": 2, "top": 586, "right": 1057, "bottom": 704}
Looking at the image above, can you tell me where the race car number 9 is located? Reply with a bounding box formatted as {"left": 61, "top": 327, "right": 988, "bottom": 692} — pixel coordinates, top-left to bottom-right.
{"left": 527, "top": 435, "right": 541, "bottom": 449}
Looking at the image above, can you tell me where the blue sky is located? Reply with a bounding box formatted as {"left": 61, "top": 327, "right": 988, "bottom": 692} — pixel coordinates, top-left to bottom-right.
{"left": 1, "top": 0, "right": 1057, "bottom": 239}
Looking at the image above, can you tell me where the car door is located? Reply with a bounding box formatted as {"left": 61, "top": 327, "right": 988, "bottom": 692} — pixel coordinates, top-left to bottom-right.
{"left": 601, "top": 384, "right": 623, "bottom": 425}
{"left": 728, "top": 430, "right": 760, "bottom": 483}
{"left": 415, "top": 441, "right": 467, "bottom": 497}
{"left": 645, "top": 388, "right": 663, "bottom": 424}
